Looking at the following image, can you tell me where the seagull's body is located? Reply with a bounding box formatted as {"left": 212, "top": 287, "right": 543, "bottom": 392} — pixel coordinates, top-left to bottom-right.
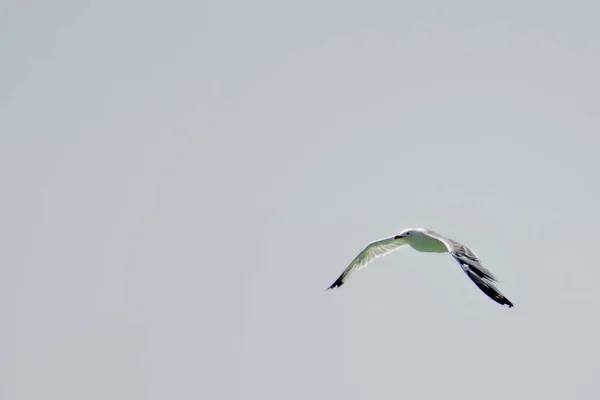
{"left": 327, "top": 228, "right": 514, "bottom": 308}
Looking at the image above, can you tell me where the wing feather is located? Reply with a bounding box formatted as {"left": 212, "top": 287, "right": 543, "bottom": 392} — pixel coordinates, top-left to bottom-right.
{"left": 427, "top": 232, "right": 514, "bottom": 308}
{"left": 327, "top": 237, "right": 408, "bottom": 290}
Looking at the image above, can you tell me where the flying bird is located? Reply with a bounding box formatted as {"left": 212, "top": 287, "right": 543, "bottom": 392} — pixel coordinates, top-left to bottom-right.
{"left": 327, "top": 228, "right": 514, "bottom": 308}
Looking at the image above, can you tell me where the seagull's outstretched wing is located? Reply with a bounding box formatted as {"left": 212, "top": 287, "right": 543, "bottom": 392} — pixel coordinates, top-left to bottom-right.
{"left": 428, "top": 231, "right": 514, "bottom": 308}
{"left": 327, "top": 237, "right": 408, "bottom": 290}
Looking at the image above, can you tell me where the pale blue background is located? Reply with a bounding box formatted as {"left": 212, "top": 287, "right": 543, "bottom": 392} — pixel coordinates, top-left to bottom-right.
{"left": 2, "top": 1, "right": 599, "bottom": 399}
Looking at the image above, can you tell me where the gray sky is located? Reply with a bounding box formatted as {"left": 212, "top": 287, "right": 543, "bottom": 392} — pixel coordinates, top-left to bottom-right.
{"left": 2, "top": 1, "right": 600, "bottom": 399}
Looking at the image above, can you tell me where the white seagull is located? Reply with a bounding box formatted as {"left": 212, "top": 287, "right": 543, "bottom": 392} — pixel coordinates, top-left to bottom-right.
{"left": 327, "top": 228, "right": 514, "bottom": 308}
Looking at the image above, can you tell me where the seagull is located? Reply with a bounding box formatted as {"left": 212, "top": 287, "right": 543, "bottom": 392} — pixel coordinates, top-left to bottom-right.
{"left": 327, "top": 228, "right": 514, "bottom": 308}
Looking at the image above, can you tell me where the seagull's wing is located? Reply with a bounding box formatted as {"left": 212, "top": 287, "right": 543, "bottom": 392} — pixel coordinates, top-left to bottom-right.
{"left": 327, "top": 237, "right": 408, "bottom": 290}
{"left": 426, "top": 231, "right": 514, "bottom": 308}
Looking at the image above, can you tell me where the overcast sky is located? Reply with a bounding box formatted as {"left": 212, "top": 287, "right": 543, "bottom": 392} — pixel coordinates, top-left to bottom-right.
{"left": 2, "top": 1, "right": 600, "bottom": 399}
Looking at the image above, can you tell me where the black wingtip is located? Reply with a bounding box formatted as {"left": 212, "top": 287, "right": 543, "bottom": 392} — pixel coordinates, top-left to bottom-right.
{"left": 487, "top": 286, "right": 514, "bottom": 308}
{"left": 326, "top": 278, "right": 344, "bottom": 291}
{"left": 462, "top": 266, "right": 514, "bottom": 308}
{"left": 489, "top": 290, "right": 514, "bottom": 308}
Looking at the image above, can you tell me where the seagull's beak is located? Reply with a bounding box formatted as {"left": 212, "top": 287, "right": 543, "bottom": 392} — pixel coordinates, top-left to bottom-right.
{"left": 394, "top": 234, "right": 405, "bottom": 239}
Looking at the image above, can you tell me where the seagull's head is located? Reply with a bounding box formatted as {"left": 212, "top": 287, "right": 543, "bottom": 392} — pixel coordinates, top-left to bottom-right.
{"left": 394, "top": 228, "right": 414, "bottom": 240}
{"left": 394, "top": 228, "right": 426, "bottom": 241}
